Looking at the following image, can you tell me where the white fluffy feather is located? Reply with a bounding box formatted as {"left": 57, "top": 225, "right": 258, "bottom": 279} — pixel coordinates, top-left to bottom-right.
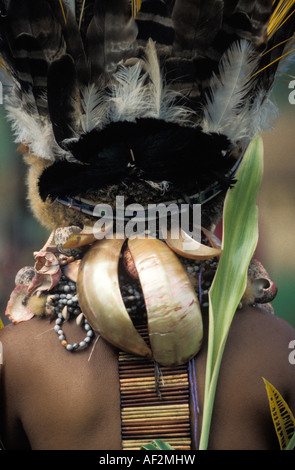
{"left": 109, "top": 60, "right": 149, "bottom": 122}
{"left": 80, "top": 84, "right": 106, "bottom": 132}
{"left": 144, "top": 40, "right": 198, "bottom": 124}
{"left": 246, "top": 90, "right": 278, "bottom": 137}
{"left": 4, "top": 40, "right": 198, "bottom": 162}
{"left": 5, "top": 88, "right": 67, "bottom": 161}
{"left": 145, "top": 39, "right": 162, "bottom": 117}
{"left": 202, "top": 40, "right": 258, "bottom": 140}
{"left": 108, "top": 40, "right": 197, "bottom": 125}
{"left": 218, "top": 89, "right": 278, "bottom": 143}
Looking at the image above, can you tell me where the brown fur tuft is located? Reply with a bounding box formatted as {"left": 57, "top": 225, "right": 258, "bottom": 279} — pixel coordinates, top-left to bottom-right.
{"left": 27, "top": 294, "right": 47, "bottom": 317}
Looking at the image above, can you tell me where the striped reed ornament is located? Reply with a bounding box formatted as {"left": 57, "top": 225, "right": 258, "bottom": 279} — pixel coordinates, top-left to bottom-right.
{"left": 119, "top": 325, "right": 192, "bottom": 450}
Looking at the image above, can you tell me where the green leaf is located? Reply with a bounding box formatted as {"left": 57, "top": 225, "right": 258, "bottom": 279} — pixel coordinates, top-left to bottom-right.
{"left": 286, "top": 432, "right": 295, "bottom": 451}
{"left": 141, "top": 440, "right": 174, "bottom": 450}
{"left": 141, "top": 443, "right": 158, "bottom": 450}
{"left": 152, "top": 439, "right": 174, "bottom": 450}
{"left": 199, "top": 135, "right": 263, "bottom": 450}
{"left": 263, "top": 378, "right": 295, "bottom": 450}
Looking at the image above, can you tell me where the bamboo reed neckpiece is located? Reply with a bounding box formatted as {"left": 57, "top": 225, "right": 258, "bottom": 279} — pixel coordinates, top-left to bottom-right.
{"left": 119, "top": 325, "right": 192, "bottom": 450}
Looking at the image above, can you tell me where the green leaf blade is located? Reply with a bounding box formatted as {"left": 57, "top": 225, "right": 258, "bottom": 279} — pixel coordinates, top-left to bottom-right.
{"left": 141, "top": 440, "right": 174, "bottom": 450}
{"left": 286, "top": 432, "right": 295, "bottom": 450}
{"left": 263, "top": 378, "right": 295, "bottom": 450}
{"left": 199, "top": 135, "right": 264, "bottom": 450}
{"left": 212, "top": 136, "right": 263, "bottom": 348}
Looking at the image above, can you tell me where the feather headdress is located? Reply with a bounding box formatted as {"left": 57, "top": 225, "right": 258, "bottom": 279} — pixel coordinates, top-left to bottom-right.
{"left": 0, "top": 0, "right": 295, "bottom": 228}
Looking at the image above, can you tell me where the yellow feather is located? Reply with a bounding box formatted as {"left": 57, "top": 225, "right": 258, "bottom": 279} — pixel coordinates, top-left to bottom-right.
{"left": 250, "top": 46, "right": 295, "bottom": 79}
{"left": 263, "top": 378, "right": 295, "bottom": 450}
{"left": 59, "top": 0, "right": 67, "bottom": 25}
{"left": 78, "top": 0, "right": 86, "bottom": 29}
{"left": 268, "top": 0, "right": 295, "bottom": 38}
{"left": 262, "top": 33, "right": 295, "bottom": 57}
{"left": 277, "top": 69, "right": 295, "bottom": 78}
{"left": 132, "top": 0, "right": 141, "bottom": 17}
{"left": 250, "top": 1, "right": 295, "bottom": 80}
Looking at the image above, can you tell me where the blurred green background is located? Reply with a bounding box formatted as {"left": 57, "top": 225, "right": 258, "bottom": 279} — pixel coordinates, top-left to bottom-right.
{"left": 0, "top": 75, "right": 295, "bottom": 328}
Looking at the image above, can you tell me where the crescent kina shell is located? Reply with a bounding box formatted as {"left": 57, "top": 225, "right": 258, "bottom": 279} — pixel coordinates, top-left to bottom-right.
{"left": 63, "top": 222, "right": 114, "bottom": 249}
{"left": 128, "top": 237, "right": 203, "bottom": 366}
{"left": 76, "top": 238, "right": 152, "bottom": 358}
{"left": 165, "top": 228, "right": 222, "bottom": 260}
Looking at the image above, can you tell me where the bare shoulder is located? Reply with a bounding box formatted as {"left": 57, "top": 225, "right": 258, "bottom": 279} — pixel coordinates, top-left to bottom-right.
{"left": 0, "top": 322, "right": 26, "bottom": 367}
{"left": 227, "top": 305, "right": 295, "bottom": 407}
{"left": 0, "top": 320, "right": 28, "bottom": 345}
{"left": 0, "top": 317, "right": 48, "bottom": 343}
{"left": 0, "top": 320, "right": 41, "bottom": 449}
{"left": 0, "top": 317, "right": 122, "bottom": 450}
{"left": 0, "top": 318, "right": 48, "bottom": 366}
{"left": 198, "top": 306, "right": 295, "bottom": 449}
{"left": 230, "top": 305, "right": 295, "bottom": 365}
{"left": 0, "top": 315, "right": 118, "bottom": 375}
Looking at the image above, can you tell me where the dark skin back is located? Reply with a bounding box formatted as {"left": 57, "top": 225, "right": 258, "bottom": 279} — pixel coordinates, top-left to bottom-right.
{"left": 1, "top": 305, "right": 295, "bottom": 450}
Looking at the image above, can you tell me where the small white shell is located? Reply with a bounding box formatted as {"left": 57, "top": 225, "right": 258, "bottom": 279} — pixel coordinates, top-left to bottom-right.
{"left": 76, "top": 312, "right": 84, "bottom": 326}
{"left": 62, "top": 305, "right": 70, "bottom": 321}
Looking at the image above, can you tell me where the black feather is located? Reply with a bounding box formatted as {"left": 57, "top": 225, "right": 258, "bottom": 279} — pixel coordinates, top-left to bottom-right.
{"left": 256, "top": 2, "right": 295, "bottom": 93}
{"left": 136, "top": 0, "right": 174, "bottom": 46}
{"left": 47, "top": 54, "right": 81, "bottom": 144}
{"left": 38, "top": 159, "right": 128, "bottom": 202}
{"left": 0, "top": 0, "right": 67, "bottom": 117}
{"left": 39, "top": 118, "right": 234, "bottom": 200}
{"left": 75, "top": 0, "right": 95, "bottom": 38}
{"left": 1, "top": 0, "right": 295, "bottom": 214}
{"left": 49, "top": 0, "right": 90, "bottom": 85}
{"left": 85, "top": 0, "right": 137, "bottom": 84}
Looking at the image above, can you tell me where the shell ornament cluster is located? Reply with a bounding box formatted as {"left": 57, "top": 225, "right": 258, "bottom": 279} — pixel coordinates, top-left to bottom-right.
{"left": 5, "top": 222, "right": 277, "bottom": 366}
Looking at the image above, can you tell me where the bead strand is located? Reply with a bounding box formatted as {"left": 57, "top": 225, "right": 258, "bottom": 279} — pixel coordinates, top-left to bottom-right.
{"left": 54, "top": 311, "right": 95, "bottom": 352}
